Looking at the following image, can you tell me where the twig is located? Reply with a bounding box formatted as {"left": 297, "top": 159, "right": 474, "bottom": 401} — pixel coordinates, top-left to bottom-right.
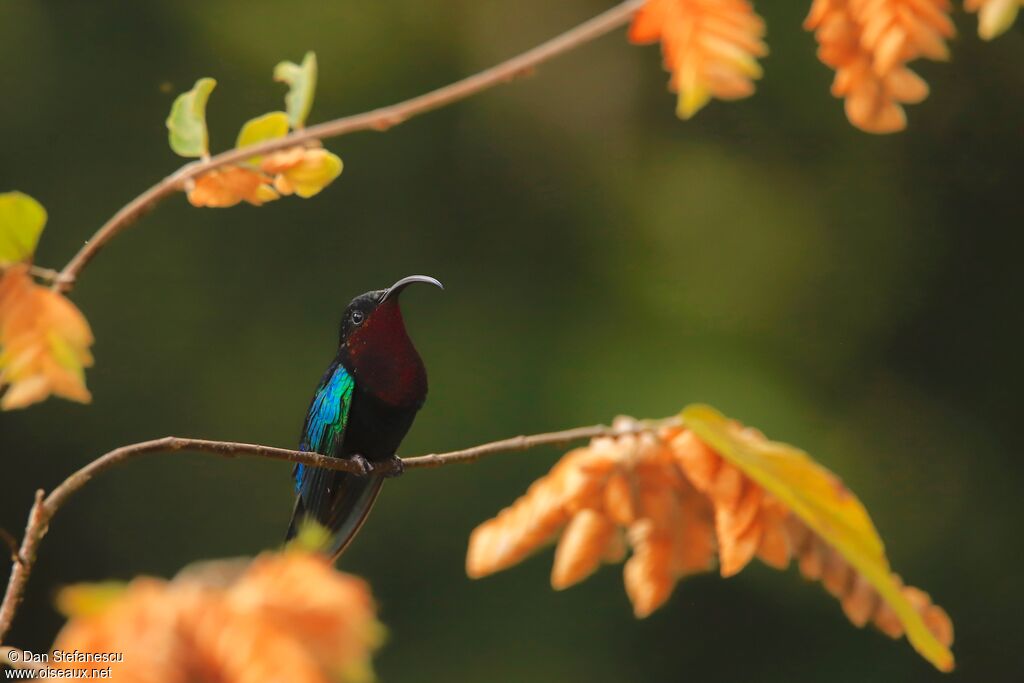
{"left": 52, "top": 0, "right": 645, "bottom": 292}
{"left": 0, "top": 492, "right": 44, "bottom": 646}
{"left": 0, "top": 414, "right": 679, "bottom": 642}
{"left": 27, "top": 265, "right": 74, "bottom": 286}
{"left": 401, "top": 421, "right": 675, "bottom": 469}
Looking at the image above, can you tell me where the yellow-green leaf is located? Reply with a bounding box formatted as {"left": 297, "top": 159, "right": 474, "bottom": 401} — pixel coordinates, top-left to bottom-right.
{"left": 268, "top": 149, "right": 343, "bottom": 199}
{"left": 274, "top": 51, "right": 317, "bottom": 128}
{"left": 55, "top": 581, "right": 127, "bottom": 618}
{"left": 681, "top": 404, "right": 954, "bottom": 672}
{"left": 166, "top": 77, "right": 217, "bottom": 157}
{"left": 286, "top": 518, "right": 332, "bottom": 554}
{"left": 235, "top": 111, "right": 290, "bottom": 164}
{"left": 47, "top": 330, "right": 89, "bottom": 376}
{"left": 977, "top": 0, "right": 1020, "bottom": 40}
{"left": 0, "top": 192, "right": 47, "bottom": 264}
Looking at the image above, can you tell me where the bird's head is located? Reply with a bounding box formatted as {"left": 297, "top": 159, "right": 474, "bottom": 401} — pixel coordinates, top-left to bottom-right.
{"left": 338, "top": 275, "right": 443, "bottom": 406}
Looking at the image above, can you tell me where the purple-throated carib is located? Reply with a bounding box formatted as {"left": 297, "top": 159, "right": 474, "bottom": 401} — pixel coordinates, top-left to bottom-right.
{"left": 286, "top": 275, "right": 442, "bottom": 558}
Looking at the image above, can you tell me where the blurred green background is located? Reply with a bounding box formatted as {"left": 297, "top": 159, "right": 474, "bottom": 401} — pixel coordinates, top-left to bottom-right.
{"left": 2, "top": 1, "right": 1022, "bottom": 681}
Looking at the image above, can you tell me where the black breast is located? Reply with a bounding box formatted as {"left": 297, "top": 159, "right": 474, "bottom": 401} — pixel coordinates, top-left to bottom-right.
{"left": 342, "top": 384, "right": 422, "bottom": 461}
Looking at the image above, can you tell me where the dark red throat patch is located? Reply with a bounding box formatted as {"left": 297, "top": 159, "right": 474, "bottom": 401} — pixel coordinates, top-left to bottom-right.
{"left": 345, "top": 298, "right": 427, "bottom": 407}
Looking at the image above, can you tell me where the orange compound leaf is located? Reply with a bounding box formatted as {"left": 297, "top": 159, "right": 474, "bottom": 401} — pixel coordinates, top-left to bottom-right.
{"left": 51, "top": 551, "right": 383, "bottom": 683}
{"left": 226, "top": 552, "right": 384, "bottom": 681}
{"left": 467, "top": 418, "right": 716, "bottom": 618}
{"left": 468, "top": 408, "right": 952, "bottom": 670}
{"left": 466, "top": 446, "right": 615, "bottom": 578}
{"left": 804, "top": 0, "right": 955, "bottom": 133}
{"left": 679, "top": 404, "right": 954, "bottom": 671}
{"left": 187, "top": 165, "right": 279, "bottom": 208}
{"left": 52, "top": 579, "right": 190, "bottom": 683}
{"left": 628, "top": 0, "right": 768, "bottom": 119}
{"left": 181, "top": 596, "right": 330, "bottom": 683}
{"left": 670, "top": 430, "right": 789, "bottom": 577}
{"left": 261, "top": 147, "right": 343, "bottom": 199}
{"left": 0, "top": 264, "right": 94, "bottom": 410}
{"left": 784, "top": 515, "right": 954, "bottom": 653}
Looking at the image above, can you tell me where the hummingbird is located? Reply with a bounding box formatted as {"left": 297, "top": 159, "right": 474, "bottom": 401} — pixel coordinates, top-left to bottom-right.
{"left": 287, "top": 275, "right": 443, "bottom": 558}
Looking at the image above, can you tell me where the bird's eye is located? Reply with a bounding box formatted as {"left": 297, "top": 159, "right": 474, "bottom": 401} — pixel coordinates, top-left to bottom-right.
{"left": 351, "top": 310, "right": 365, "bottom": 325}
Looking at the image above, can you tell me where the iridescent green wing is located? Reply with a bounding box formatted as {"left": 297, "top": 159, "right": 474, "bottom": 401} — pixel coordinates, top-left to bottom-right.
{"left": 294, "top": 362, "right": 355, "bottom": 493}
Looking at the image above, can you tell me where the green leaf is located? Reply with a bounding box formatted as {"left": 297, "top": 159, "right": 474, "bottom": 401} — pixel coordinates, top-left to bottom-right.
{"left": 0, "top": 191, "right": 47, "bottom": 263}
{"left": 681, "top": 404, "right": 955, "bottom": 672}
{"left": 977, "top": 1, "right": 1020, "bottom": 40}
{"left": 235, "top": 111, "right": 290, "bottom": 164}
{"left": 55, "top": 581, "right": 127, "bottom": 618}
{"left": 274, "top": 51, "right": 317, "bottom": 128}
{"left": 166, "top": 77, "right": 217, "bottom": 157}
{"left": 286, "top": 518, "right": 332, "bottom": 554}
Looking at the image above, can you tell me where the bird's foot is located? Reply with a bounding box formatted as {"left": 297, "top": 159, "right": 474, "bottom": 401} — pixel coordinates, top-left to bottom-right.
{"left": 347, "top": 453, "right": 372, "bottom": 476}
{"left": 381, "top": 455, "right": 405, "bottom": 478}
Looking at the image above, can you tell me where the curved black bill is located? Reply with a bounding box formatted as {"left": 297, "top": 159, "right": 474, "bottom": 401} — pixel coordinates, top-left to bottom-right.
{"left": 380, "top": 275, "right": 444, "bottom": 302}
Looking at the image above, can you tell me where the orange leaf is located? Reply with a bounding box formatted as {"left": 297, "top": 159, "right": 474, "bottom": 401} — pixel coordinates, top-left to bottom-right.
{"left": 754, "top": 500, "right": 790, "bottom": 569}
{"left": 672, "top": 430, "right": 771, "bottom": 577}
{"left": 680, "top": 404, "right": 955, "bottom": 671}
{"left": 624, "top": 519, "right": 675, "bottom": 617}
{"left": 466, "top": 409, "right": 953, "bottom": 671}
{"left": 187, "top": 165, "right": 279, "bottom": 208}
{"left": 467, "top": 419, "right": 713, "bottom": 619}
{"left": 226, "top": 552, "right": 383, "bottom": 677}
{"left": 628, "top": 0, "right": 768, "bottom": 119}
{"left": 181, "top": 598, "right": 330, "bottom": 683}
{"left": 52, "top": 578, "right": 193, "bottom": 682}
{"left": 785, "top": 514, "right": 954, "bottom": 653}
{"left": 51, "top": 551, "right": 382, "bottom": 683}
{"left": 0, "top": 264, "right": 94, "bottom": 410}
{"left": 670, "top": 480, "right": 716, "bottom": 575}
{"left": 466, "top": 446, "right": 614, "bottom": 578}
{"left": 261, "top": 146, "right": 343, "bottom": 198}
{"left": 551, "top": 509, "right": 618, "bottom": 589}
{"left": 805, "top": 0, "right": 954, "bottom": 133}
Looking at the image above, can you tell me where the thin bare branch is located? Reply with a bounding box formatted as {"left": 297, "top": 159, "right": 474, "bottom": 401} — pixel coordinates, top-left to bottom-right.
{"left": 27, "top": 265, "right": 74, "bottom": 286}
{"left": 402, "top": 419, "right": 677, "bottom": 469}
{"left": 52, "top": 0, "right": 644, "bottom": 292}
{"left": 0, "top": 491, "right": 44, "bottom": 644}
{"left": 0, "top": 414, "right": 679, "bottom": 643}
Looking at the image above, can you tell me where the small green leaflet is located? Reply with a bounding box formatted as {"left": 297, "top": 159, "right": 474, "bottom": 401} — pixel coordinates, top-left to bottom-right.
{"left": 236, "top": 111, "right": 290, "bottom": 164}
{"left": 166, "top": 77, "right": 217, "bottom": 157}
{"left": 274, "top": 52, "right": 317, "bottom": 129}
{"left": 0, "top": 191, "right": 47, "bottom": 263}
{"left": 286, "top": 519, "right": 332, "bottom": 554}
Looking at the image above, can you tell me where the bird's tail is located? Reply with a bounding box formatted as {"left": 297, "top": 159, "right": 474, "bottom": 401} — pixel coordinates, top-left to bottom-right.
{"left": 286, "top": 470, "right": 385, "bottom": 560}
